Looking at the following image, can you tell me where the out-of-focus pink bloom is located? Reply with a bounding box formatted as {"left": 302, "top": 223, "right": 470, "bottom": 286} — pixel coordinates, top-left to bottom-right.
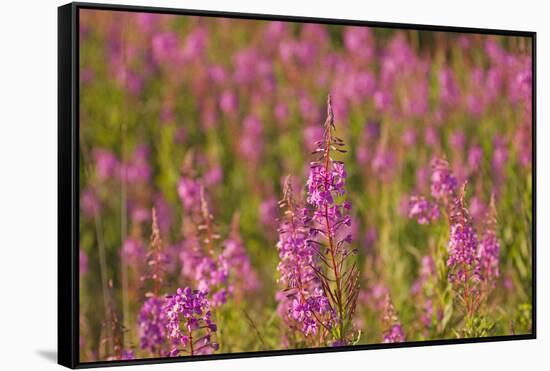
{"left": 303, "top": 124, "right": 324, "bottom": 152}
{"left": 364, "top": 227, "right": 378, "bottom": 252}
{"left": 439, "top": 67, "right": 459, "bottom": 106}
{"left": 182, "top": 27, "right": 208, "bottom": 60}
{"left": 239, "top": 115, "right": 264, "bottom": 161}
{"left": 374, "top": 90, "right": 392, "bottom": 111}
{"left": 469, "top": 196, "right": 486, "bottom": 223}
{"left": 80, "top": 250, "right": 88, "bottom": 276}
{"left": 123, "top": 146, "right": 152, "bottom": 183}
{"left": 154, "top": 193, "right": 172, "bottom": 234}
{"left": 402, "top": 128, "right": 417, "bottom": 147}
{"left": 424, "top": 126, "right": 439, "bottom": 147}
{"left": 468, "top": 145, "right": 484, "bottom": 173}
{"left": 492, "top": 136, "right": 509, "bottom": 172}
{"left": 372, "top": 147, "right": 396, "bottom": 182}
{"left": 93, "top": 149, "right": 119, "bottom": 181}
{"left": 81, "top": 188, "right": 101, "bottom": 218}
{"left": 208, "top": 65, "right": 227, "bottom": 84}
{"left": 219, "top": 90, "right": 238, "bottom": 117}
{"left": 259, "top": 197, "right": 278, "bottom": 228}
{"left": 408, "top": 196, "right": 440, "bottom": 224}
{"left": 204, "top": 165, "right": 223, "bottom": 187}
{"left": 152, "top": 32, "right": 180, "bottom": 64}
{"left": 121, "top": 237, "right": 145, "bottom": 266}
{"left": 344, "top": 26, "right": 374, "bottom": 60}
{"left": 450, "top": 130, "right": 466, "bottom": 152}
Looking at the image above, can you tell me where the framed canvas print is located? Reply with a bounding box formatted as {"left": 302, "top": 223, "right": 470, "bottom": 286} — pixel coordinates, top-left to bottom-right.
{"left": 58, "top": 2, "right": 536, "bottom": 368}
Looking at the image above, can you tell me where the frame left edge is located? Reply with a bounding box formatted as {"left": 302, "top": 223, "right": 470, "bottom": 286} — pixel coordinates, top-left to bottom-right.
{"left": 58, "top": 2, "right": 79, "bottom": 369}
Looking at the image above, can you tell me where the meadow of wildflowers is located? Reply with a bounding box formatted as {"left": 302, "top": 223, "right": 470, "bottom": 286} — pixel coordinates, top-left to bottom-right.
{"left": 78, "top": 9, "right": 533, "bottom": 362}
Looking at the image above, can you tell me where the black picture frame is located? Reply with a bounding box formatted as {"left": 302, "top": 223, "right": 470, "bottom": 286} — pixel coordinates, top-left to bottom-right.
{"left": 58, "top": 2, "right": 537, "bottom": 369}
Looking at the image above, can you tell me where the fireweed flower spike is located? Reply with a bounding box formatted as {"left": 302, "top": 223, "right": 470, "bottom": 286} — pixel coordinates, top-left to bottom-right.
{"left": 408, "top": 195, "right": 440, "bottom": 224}
{"left": 382, "top": 294, "right": 405, "bottom": 343}
{"left": 195, "top": 185, "right": 230, "bottom": 307}
{"left": 146, "top": 208, "right": 166, "bottom": 296}
{"left": 277, "top": 177, "right": 333, "bottom": 341}
{"left": 137, "top": 208, "right": 169, "bottom": 355}
{"left": 164, "top": 287, "right": 219, "bottom": 356}
{"left": 430, "top": 157, "right": 458, "bottom": 204}
{"left": 137, "top": 296, "right": 168, "bottom": 355}
{"left": 447, "top": 184, "right": 482, "bottom": 322}
{"left": 477, "top": 194, "right": 500, "bottom": 288}
{"left": 223, "top": 213, "right": 260, "bottom": 296}
{"left": 305, "top": 95, "right": 359, "bottom": 344}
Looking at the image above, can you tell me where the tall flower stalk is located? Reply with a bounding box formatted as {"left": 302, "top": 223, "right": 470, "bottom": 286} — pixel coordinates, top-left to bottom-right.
{"left": 447, "top": 185, "right": 482, "bottom": 324}
{"left": 305, "top": 94, "right": 359, "bottom": 344}
{"left": 137, "top": 208, "right": 169, "bottom": 356}
{"left": 277, "top": 177, "right": 333, "bottom": 344}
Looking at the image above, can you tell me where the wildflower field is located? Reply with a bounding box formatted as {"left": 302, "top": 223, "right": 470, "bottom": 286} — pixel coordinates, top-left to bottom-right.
{"left": 78, "top": 9, "right": 533, "bottom": 362}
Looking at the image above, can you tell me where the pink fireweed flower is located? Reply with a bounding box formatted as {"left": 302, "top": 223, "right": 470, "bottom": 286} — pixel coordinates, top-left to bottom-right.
{"left": 277, "top": 178, "right": 318, "bottom": 292}
{"left": 182, "top": 27, "right": 208, "bottom": 61}
{"left": 371, "top": 146, "right": 396, "bottom": 182}
{"left": 223, "top": 215, "right": 260, "bottom": 294}
{"left": 383, "top": 324, "right": 406, "bottom": 343}
{"left": 239, "top": 115, "right": 264, "bottom": 161}
{"left": 203, "top": 165, "right": 223, "bottom": 187}
{"left": 382, "top": 294, "right": 405, "bottom": 343}
{"left": 439, "top": 67, "right": 459, "bottom": 106}
{"left": 290, "top": 288, "right": 334, "bottom": 337}
{"left": 121, "top": 237, "right": 145, "bottom": 267}
{"left": 152, "top": 32, "right": 180, "bottom": 65}
{"left": 81, "top": 187, "right": 101, "bottom": 218}
{"left": 276, "top": 177, "right": 332, "bottom": 338}
{"left": 477, "top": 196, "right": 500, "bottom": 285}
{"left": 492, "top": 135, "right": 509, "bottom": 173}
{"left": 305, "top": 95, "right": 359, "bottom": 344}
{"left": 424, "top": 126, "right": 439, "bottom": 147}
{"left": 408, "top": 196, "right": 440, "bottom": 224}
{"left": 79, "top": 250, "right": 88, "bottom": 276}
{"left": 142, "top": 208, "right": 167, "bottom": 296}
{"left": 430, "top": 157, "right": 458, "bottom": 201}
{"left": 447, "top": 188, "right": 481, "bottom": 284}
{"left": 164, "top": 287, "right": 218, "bottom": 356}
{"left": 467, "top": 145, "right": 484, "bottom": 174}
{"left": 343, "top": 26, "right": 374, "bottom": 60}
{"left": 122, "top": 145, "right": 152, "bottom": 183}
{"left": 194, "top": 255, "right": 230, "bottom": 307}
{"left": 92, "top": 148, "right": 119, "bottom": 181}
{"left": 177, "top": 176, "right": 202, "bottom": 211}
{"left": 137, "top": 296, "right": 168, "bottom": 355}
{"left": 219, "top": 90, "right": 238, "bottom": 117}
{"left": 154, "top": 193, "right": 172, "bottom": 235}
{"left": 259, "top": 196, "right": 278, "bottom": 229}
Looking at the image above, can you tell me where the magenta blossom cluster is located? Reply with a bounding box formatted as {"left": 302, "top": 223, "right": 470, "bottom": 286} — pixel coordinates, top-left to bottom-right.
{"left": 430, "top": 157, "right": 458, "bottom": 201}
{"left": 223, "top": 222, "right": 260, "bottom": 294}
{"left": 383, "top": 324, "right": 406, "bottom": 343}
{"left": 477, "top": 198, "right": 500, "bottom": 284}
{"left": 382, "top": 294, "right": 405, "bottom": 343}
{"left": 137, "top": 296, "right": 168, "bottom": 354}
{"left": 195, "top": 255, "right": 230, "bottom": 307}
{"left": 447, "top": 194, "right": 481, "bottom": 284}
{"left": 478, "top": 231, "right": 500, "bottom": 283}
{"left": 276, "top": 96, "right": 360, "bottom": 345}
{"left": 290, "top": 288, "right": 333, "bottom": 336}
{"left": 277, "top": 191, "right": 316, "bottom": 292}
{"left": 164, "top": 287, "right": 218, "bottom": 356}
{"left": 177, "top": 176, "right": 202, "bottom": 211}
{"left": 276, "top": 178, "right": 332, "bottom": 337}
{"left": 408, "top": 196, "right": 440, "bottom": 224}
